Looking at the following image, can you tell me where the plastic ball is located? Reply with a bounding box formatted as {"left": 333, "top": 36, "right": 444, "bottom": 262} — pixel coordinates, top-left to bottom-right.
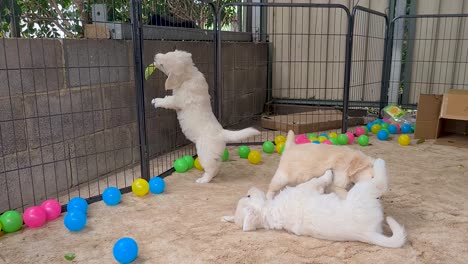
{"left": 222, "top": 149, "right": 229, "bottom": 162}
{"left": 194, "top": 157, "right": 204, "bottom": 171}
{"left": 132, "top": 178, "right": 149, "bottom": 197}
{"left": 67, "top": 197, "right": 88, "bottom": 214}
{"left": 329, "top": 138, "right": 339, "bottom": 145}
{"left": 276, "top": 142, "right": 285, "bottom": 154}
{"left": 64, "top": 210, "right": 87, "bottom": 232}
{"left": 248, "top": 151, "right": 262, "bottom": 165}
{"left": 345, "top": 132, "right": 355, "bottom": 144}
{"left": 307, "top": 133, "right": 317, "bottom": 140}
{"left": 366, "top": 122, "right": 374, "bottom": 131}
{"left": 411, "top": 124, "right": 415, "bottom": 133}
{"left": 40, "top": 199, "right": 62, "bottom": 221}
{"left": 274, "top": 135, "right": 286, "bottom": 145}
{"left": 381, "top": 123, "right": 389, "bottom": 129}
{"left": 337, "top": 134, "right": 349, "bottom": 145}
{"left": 328, "top": 132, "right": 338, "bottom": 139}
{"left": 113, "top": 237, "right": 139, "bottom": 264}
{"left": 0, "top": 210, "right": 23, "bottom": 233}
{"left": 318, "top": 136, "right": 328, "bottom": 143}
{"left": 174, "top": 158, "right": 189, "bottom": 173}
{"left": 312, "top": 140, "right": 320, "bottom": 144}
{"left": 149, "top": 177, "right": 165, "bottom": 194}
{"left": 238, "top": 146, "right": 251, "bottom": 159}
{"left": 322, "top": 140, "right": 332, "bottom": 145}
{"left": 309, "top": 137, "right": 319, "bottom": 142}
{"left": 401, "top": 124, "right": 412, "bottom": 134}
{"left": 23, "top": 206, "right": 47, "bottom": 228}
{"left": 357, "top": 135, "right": 369, "bottom": 146}
{"left": 363, "top": 126, "right": 369, "bottom": 133}
{"left": 183, "top": 155, "right": 195, "bottom": 169}
{"left": 388, "top": 124, "right": 398, "bottom": 134}
{"left": 354, "top": 127, "right": 366, "bottom": 137}
{"left": 382, "top": 117, "right": 391, "bottom": 123}
{"left": 319, "top": 133, "right": 328, "bottom": 139}
{"left": 295, "top": 134, "right": 310, "bottom": 144}
{"left": 398, "top": 135, "right": 411, "bottom": 146}
{"left": 262, "top": 141, "right": 275, "bottom": 153}
{"left": 102, "top": 187, "right": 122, "bottom": 206}
{"left": 377, "top": 130, "right": 389, "bottom": 141}
{"left": 371, "top": 124, "right": 382, "bottom": 134}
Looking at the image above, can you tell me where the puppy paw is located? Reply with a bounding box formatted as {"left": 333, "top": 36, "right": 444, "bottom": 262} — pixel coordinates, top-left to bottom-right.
{"left": 266, "top": 191, "right": 275, "bottom": 200}
{"left": 322, "top": 170, "right": 334, "bottom": 183}
{"left": 196, "top": 175, "right": 212, "bottom": 184}
{"left": 151, "top": 98, "right": 162, "bottom": 108}
{"left": 373, "top": 158, "right": 386, "bottom": 169}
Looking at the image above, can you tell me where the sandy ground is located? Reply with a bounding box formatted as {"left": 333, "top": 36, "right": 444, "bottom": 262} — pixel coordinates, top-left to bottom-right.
{"left": 0, "top": 135, "right": 467, "bottom": 264}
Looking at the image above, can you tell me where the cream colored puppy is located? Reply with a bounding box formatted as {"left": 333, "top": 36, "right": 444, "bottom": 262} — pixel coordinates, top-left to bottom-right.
{"left": 266, "top": 130, "right": 375, "bottom": 199}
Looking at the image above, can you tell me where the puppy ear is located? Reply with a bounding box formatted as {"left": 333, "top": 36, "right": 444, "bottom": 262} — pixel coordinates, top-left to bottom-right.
{"left": 222, "top": 216, "right": 235, "bottom": 222}
{"left": 242, "top": 207, "right": 259, "bottom": 232}
{"left": 347, "top": 156, "right": 370, "bottom": 181}
{"left": 165, "top": 72, "right": 184, "bottom": 90}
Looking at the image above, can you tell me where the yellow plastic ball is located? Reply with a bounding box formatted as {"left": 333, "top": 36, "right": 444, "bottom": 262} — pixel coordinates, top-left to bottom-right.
{"left": 371, "top": 124, "right": 382, "bottom": 134}
{"left": 276, "top": 142, "right": 285, "bottom": 154}
{"left": 318, "top": 136, "right": 328, "bottom": 143}
{"left": 248, "top": 150, "right": 262, "bottom": 165}
{"left": 309, "top": 137, "right": 319, "bottom": 142}
{"left": 328, "top": 132, "right": 338, "bottom": 139}
{"left": 194, "top": 157, "right": 204, "bottom": 171}
{"left": 132, "top": 178, "right": 149, "bottom": 197}
{"left": 398, "top": 135, "right": 411, "bottom": 146}
{"left": 274, "top": 135, "right": 286, "bottom": 145}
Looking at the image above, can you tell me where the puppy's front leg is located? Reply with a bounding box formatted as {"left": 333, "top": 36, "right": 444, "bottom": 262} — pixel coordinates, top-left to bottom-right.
{"left": 296, "top": 170, "right": 333, "bottom": 194}
{"left": 151, "top": 96, "right": 179, "bottom": 110}
{"left": 266, "top": 170, "right": 288, "bottom": 199}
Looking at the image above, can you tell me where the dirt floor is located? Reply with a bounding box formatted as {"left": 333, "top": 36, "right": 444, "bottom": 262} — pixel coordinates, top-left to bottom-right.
{"left": 0, "top": 134, "right": 467, "bottom": 264}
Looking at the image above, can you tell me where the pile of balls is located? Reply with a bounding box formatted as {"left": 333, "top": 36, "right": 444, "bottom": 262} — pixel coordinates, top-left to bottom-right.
{"left": 365, "top": 118, "right": 414, "bottom": 146}
{"left": 173, "top": 151, "right": 229, "bottom": 173}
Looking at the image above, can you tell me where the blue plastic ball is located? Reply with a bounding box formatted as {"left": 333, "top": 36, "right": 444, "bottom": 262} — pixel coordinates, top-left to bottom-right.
{"left": 103, "top": 187, "right": 122, "bottom": 206}
{"left": 113, "top": 237, "right": 139, "bottom": 264}
{"left": 64, "top": 210, "right": 87, "bottom": 232}
{"left": 67, "top": 197, "right": 88, "bottom": 214}
{"left": 377, "top": 130, "right": 389, "bottom": 141}
{"left": 312, "top": 141, "right": 320, "bottom": 144}
{"left": 401, "top": 124, "right": 412, "bottom": 134}
{"left": 319, "top": 133, "right": 328, "bottom": 139}
{"left": 388, "top": 124, "right": 398, "bottom": 134}
{"left": 366, "top": 122, "right": 374, "bottom": 131}
{"left": 149, "top": 177, "right": 165, "bottom": 194}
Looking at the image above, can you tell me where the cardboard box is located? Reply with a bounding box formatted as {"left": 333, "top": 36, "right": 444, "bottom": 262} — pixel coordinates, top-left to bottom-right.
{"left": 415, "top": 89, "right": 468, "bottom": 148}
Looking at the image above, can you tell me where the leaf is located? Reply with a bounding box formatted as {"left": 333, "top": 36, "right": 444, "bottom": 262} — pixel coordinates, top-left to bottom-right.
{"left": 416, "top": 138, "right": 425, "bottom": 144}
{"left": 458, "top": 164, "right": 465, "bottom": 169}
{"left": 64, "top": 253, "right": 76, "bottom": 261}
{"left": 145, "top": 64, "right": 157, "bottom": 80}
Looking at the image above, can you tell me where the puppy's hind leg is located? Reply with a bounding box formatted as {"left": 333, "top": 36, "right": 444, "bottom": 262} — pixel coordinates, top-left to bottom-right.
{"left": 296, "top": 170, "right": 333, "bottom": 194}
{"left": 266, "top": 169, "right": 289, "bottom": 199}
{"left": 195, "top": 140, "right": 224, "bottom": 184}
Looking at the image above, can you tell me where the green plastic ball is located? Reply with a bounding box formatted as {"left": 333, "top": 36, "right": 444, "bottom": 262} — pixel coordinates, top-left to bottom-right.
{"left": 0, "top": 210, "right": 23, "bottom": 233}
{"left": 362, "top": 126, "right": 369, "bottom": 133}
{"left": 307, "top": 133, "right": 317, "bottom": 139}
{"left": 381, "top": 123, "right": 389, "bottom": 129}
{"left": 174, "top": 158, "right": 189, "bottom": 173}
{"left": 262, "top": 141, "right": 275, "bottom": 154}
{"left": 329, "top": 137, "right": 339, "bottom": 145}
{"left": 337, "top": 134, "right": 349, "bottom": 145}
{"left": 222, "top": 149, "right": 229, "bottom": 162}
{"left": 357, "top": 135, "right": 369, "bottom": 146}
{"left": 182, "top": 155, "right": 194, "bottom": 169}
{"left": 238, "top": 146, "right": 250, "bottom": 159}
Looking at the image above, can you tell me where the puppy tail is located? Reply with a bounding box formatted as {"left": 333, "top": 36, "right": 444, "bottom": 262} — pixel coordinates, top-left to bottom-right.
{"left": 285, "top": 130, "right": 295, "bottom": 149}
{"left": 362, "top": 217, "right": 406, "bottom": 248}
{"left": 222, "top": 128, "right": 260, "bottom": 143}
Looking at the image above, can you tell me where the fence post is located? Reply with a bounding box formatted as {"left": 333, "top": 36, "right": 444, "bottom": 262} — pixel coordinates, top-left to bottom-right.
{"left": 342, "top": 12, "right": 354, "bottom": 133}
{"left": 130, "top": 0, "right": 150, "bottom": 181}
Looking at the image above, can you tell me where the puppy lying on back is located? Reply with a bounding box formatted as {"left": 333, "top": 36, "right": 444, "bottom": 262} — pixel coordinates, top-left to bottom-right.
{"left": 267, "top": 130, "right": 375, "bottom": 199}
{"left": 151, "top": 50, "right": 260, "bottom": 183}
{"left": 223, "top": 159, "right": 406, "bottom": 248}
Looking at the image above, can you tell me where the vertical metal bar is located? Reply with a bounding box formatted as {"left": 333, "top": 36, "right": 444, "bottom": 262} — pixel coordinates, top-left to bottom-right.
{"left": 401, "top": 0, "right": 416, "bottom": 105}
{"left": 379, "top": 17, "right": 391, "bottom": 113}
{"left": 130, "top": 0, "right": 150, "bottom": 181}
{"left": 342, "top": 13, "right": 354, "bottom": 133}
{"left": 215, "top": 5, "right": 222, "bottom": 122}
{"left": 260, "top": 0, "right": 267, "bottom": 42}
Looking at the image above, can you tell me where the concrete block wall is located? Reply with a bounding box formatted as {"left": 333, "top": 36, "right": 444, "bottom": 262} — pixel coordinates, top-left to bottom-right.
{"left": 0, "top": 38, "right": 268, "bottom": 212}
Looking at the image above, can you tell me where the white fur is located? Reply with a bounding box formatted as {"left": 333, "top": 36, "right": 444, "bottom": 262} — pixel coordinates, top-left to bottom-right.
{"left": 151, "top": 50, "right": 260, "bottom": 183}
{"left": 266, "top": 130, "right": 376, "bottom": 199}
{"left": 224, "top": 159, "right": 406, "bottom": 248}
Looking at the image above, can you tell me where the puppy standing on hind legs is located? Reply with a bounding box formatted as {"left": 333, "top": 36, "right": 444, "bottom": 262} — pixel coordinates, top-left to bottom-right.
{"left": 151, "top": 50, "right": 260, "bottom": 183}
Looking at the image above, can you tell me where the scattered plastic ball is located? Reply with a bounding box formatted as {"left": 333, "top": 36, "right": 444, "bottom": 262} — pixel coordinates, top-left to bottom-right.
{"left": 0, "top": 210, "right": 23, "bottom": 233}
{"left": 309, "top": 137, "right": 319, "bottom": 142}
{"left": 295, "top": 134, "right": 310, "bottom": 144}
{"left": 377, "top": 130, "right": 389, "bottom": 141}
{"left": 276, "top": 142, "right": 285, "bottom": 154}
{"left": 274, "top": 135, "right": 286, "bottom": 145}
{"left": 67, "top": 197, "right": 88, "bottom": 214}
{"left": 337, "top": 134, "right": 349, "bottom": 145}
{"left": 23, "top": 206, "right": 47, "bottom": 228}
{"left": 113, "top": 237, "right": 139, "bottom": 264}
{"left": 371, "top": 124, "right": 382, "bottom": 134}
{"left": 222, "top": 149, "right": 229, "bottom": 161}
{"left": 318, "top": 136, "right": 328, "bottom": 143}
{"left": 102, "top": 187, "right": 122, "bottom": 206}
{"left": 366, "top": 122, "right": 374, "bottom": 131}
{"left": 329, "top": 138, "right": 339, "bottom": 145}
{"left": 312, "top": 140, "right": 320, "bottom": 144}
{"left": 307, "top": 133, "right": 317, "bottom": 140}
{"left": 328, "top": 132, "right": 338, "bottom": 139}
{"left": 345, "top": 132, "right": 355, "bottom": 144}
{"left": 319, "top": 133, "right": 328, "bottom": 139}
{"left": 40, "top": 199, "right": 62, "bottom": 221}
{"left": 248, "top": 150, "right": 262, "bottom": 165}
{"left": 238, "top": 146, "right": 251, "bottom": 159}
{"left": 388, "top": 124, "right": 398, "bottom": 134}
{"left": 363, "top": 126, "right": 369, "bottom": 134}
{"left": 194, "top": 157, "right": 204, "bottom": 171}
{"left": 174, "top": 158, "right": 189, "bottom": 173}
{"left": 401, "top": 124, "right": 412, "bottom": 134}
{"left": 357, "top": 135, "right": 369, "bottom": 146}
{"left": 381, "top": 123, "right": 389, "bottom": 129}
{"left": 411, "top": 124, "right": 415, "bottom": 133}
{"left": 262, "top": 141, "right": 275, "bottom": 153}
{"left": 322, "top": 140, "right": 332, "bottom": 145}
{"left": 132, "top": 178, "right": 149, "bottom": 197}
{"left": 183, "top": 155, "right": 195, "bottom": 169}
{"left": 149, "top": 177, "right": 165, "bottom": 194}
{"left": 392, "top": 123, "right": 401, "bottom": 132}
{"left": 355, "top": 127, "right": 366, "bottom": 137}
{"left": 398, "top": 135, "right": 411, "bottom": 146}
{"left": 64, "top": 210, "right": 87, "bottom": 232}
{"left": 382, "top": 117, "right": 391, "bottom": 123}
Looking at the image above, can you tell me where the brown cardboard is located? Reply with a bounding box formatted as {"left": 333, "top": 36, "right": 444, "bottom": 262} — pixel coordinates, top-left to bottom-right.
{"left": 440, "top": 89, "right": 468, "bottom": 121}
{"left": 414, "top": 95, "right": 443, "bottom": 139}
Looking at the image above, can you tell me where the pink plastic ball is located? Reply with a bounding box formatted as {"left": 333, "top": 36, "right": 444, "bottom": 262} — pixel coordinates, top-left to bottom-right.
{"left": 393, "top": 123, "right": 401, "bottom": 132}
{"left": 295, "top": 134, "right": 310, "bottom": 144}
{"left": 322, "top": 140, "right": 333, "bottom": 145}
{"left": 382, "top": 118, "right": 391, "bottom": 124}
{"left": 345, "top": 132, "right": 355, "bottom": 144}
{"left": 23, "top": 206, "right": 47, "bottom": 228}
{"left": 354, "top": 127, "right": 366, "bottom": 137}
{"left": 40, "top": 199, "right": 62, "bottom": 221}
